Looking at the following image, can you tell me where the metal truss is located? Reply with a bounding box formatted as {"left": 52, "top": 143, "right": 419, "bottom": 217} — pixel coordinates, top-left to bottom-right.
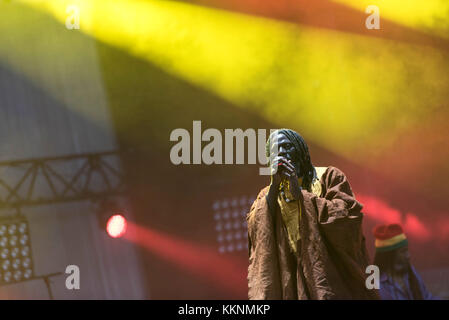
{"left": 0, "top": 151, "right": 125, "bottom": 209}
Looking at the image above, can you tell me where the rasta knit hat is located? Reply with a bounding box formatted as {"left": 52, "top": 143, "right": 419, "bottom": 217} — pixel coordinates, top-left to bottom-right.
{"left": 373, "top": 223, "right": 408, "bottom": 252}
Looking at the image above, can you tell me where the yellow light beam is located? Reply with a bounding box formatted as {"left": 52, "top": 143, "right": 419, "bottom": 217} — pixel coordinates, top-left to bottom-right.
{"left": 8, "top": 0, "right": 449, "bottom": 168}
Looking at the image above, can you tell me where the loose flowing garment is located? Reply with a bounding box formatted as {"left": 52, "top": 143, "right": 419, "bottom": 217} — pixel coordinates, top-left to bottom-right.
{"left": 379, "top": 265, "right": 438, "bottom": 300}
{"left": 247, "top": 166, "right": 379, "bottom": 299}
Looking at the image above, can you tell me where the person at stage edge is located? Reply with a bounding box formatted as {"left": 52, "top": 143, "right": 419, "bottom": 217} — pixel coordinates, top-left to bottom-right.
{"left": 373, "top": 223, "right": 438, "bottom": 300}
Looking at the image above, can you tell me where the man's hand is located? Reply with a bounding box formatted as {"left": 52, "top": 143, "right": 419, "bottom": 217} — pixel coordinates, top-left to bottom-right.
{"left": 271, "top": 156, "right": 301, "bottom": 200}
{"left": 270, "top": 156, "right": 296, "bottom": 186}
{"left": 266, "top": 156, "right": 301, "bottom": 217}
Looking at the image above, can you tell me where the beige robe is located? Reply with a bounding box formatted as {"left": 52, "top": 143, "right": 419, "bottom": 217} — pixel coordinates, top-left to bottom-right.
{"left": 247, "top": 166, "right": 379, "bottom": 300}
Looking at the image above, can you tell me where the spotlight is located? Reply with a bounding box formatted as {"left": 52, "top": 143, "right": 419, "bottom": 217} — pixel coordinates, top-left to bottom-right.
{"left": 9, "top": 235, "right": 18, "bottom": 246}
{"left": 21, "top": 246, "right": 29, "bottom": 257}
{"left": 19, "top": 235, "right": 28, "bottom": 246}
{"left": 22, "top": 257, "right": 31, "bottom": 268}
{"left": 12, "top": 259, "right": 20, "bottom": 270}
{"left": 0, "top": 217, "right": 33, "bottom": 286}
{"left": 13, "top": 271, "right": 21, "bottom": 282}
{"left": 106, "top": 214, "right": 127, "bottom": 238}
{"left": 2, "top": 260, "right": 10, "bottom": 271}
{"left": 18, "top": 223, "right": 27, "bottom": 234}
{"left": 3, "top": 271, "right": 11, "bottom": 283}
{"left": 11, "top": 247, "right": 19, "bottom": 258}
{"left": 23, "top": 269, "right": 32, "bottom": 279}
{"left": 95, "top": 198, "right": 129, "bottom": 239}
{"left": 8, "top": 224, "right": 17, "bottom": 235}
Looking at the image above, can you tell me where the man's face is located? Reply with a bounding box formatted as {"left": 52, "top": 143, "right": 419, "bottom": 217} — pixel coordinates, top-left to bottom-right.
{"left": 270, "top": 133, "right": 301, "bottom": 175}
{"left": 393, "top": 246, "right": 411, "bottom": 273}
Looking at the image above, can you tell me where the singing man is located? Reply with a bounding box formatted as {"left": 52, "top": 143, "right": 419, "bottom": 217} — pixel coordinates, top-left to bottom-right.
{"left": 247, "top": 129, "right": 378, "bottom": 299}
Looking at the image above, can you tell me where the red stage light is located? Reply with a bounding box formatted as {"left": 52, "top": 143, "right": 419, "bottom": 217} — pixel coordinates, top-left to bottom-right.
{"left": 106, "top": 214, "right": 127, "bottom": 238}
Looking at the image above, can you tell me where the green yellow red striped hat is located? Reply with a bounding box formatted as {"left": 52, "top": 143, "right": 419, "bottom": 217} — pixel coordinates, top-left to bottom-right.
{"left": 373, "top": 224, "right": 408, "bottom": 252}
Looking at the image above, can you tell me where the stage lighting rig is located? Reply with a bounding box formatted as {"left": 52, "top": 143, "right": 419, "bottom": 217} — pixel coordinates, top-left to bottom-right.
{"left": 0, "top": 215, "right": 34, "bottom": 285}
{"left": 212, "top": 195, "right": 255, "bottom": 254}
